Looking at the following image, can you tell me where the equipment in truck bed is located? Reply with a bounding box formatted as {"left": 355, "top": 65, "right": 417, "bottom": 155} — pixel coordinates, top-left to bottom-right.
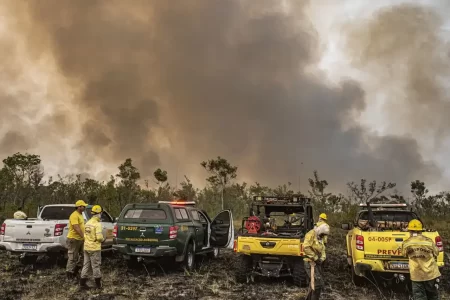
{"left": 234, "top": 195, "right": 314, "bottom": 287}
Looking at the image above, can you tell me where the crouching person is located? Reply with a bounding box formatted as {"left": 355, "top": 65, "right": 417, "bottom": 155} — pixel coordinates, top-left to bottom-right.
{"left": 303, "top": 223, "right": 330, "bottom": 300}
{"left": 80, "top": 205, "right": 104, "bottom": 290}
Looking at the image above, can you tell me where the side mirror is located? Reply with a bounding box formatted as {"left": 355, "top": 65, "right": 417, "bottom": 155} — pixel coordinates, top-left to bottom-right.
{"left": 341, "top": 223, "right": 350, "bottom": 230}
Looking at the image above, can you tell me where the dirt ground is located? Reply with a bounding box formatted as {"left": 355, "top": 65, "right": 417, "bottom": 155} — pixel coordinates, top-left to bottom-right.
{"left": 1, "top": 229, "right": 449, "bottom": 300}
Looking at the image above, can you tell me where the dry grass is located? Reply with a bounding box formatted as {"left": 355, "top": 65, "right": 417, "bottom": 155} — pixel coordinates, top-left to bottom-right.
{"left": 1, "top": 224, "right": 450, "bottom": 300}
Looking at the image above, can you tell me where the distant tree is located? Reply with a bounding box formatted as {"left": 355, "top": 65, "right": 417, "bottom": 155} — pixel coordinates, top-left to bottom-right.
{"left": 2, "top": 152, "right": 43, "bottom": 208}
{"left": 347, "top": 179, "right": 396, "bottom": 204}
{"left": 273, "top": 182, "right": 295, "bottom": 196}
{"left": 201, "top": 156, "right": 237, "bottom": 210}
{"left": 116, "top": 158, "right": 141, "bottom": 208}
{"left": 153, "top": 168, "right": 168, "bottom": 199}
{"left": 174, "top": 176, "right": 196, "bottom": 202}
{"left": 308, "top": 170, "right": 332, "bottom": 205}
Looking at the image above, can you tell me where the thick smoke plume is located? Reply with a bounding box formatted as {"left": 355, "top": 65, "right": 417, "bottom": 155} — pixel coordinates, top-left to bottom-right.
{"left": 0, "top": 1, "right": 446, "bottom": 193}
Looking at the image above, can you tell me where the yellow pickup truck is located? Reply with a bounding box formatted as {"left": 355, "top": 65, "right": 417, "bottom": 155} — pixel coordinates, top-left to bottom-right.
{"left": 233, "top": 195, "right": 315, "bottom": 287}
{"left": 341, "top": 203, "right": 445, "bottom": 285}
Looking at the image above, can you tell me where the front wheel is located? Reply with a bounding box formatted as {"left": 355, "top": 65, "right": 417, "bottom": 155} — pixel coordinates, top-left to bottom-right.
{"left": 208, "top": 247, "right": 220, "bottom": 259}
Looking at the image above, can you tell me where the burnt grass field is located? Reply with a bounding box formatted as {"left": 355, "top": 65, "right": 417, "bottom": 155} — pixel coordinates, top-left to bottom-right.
{"left": 1, "top": 228, "right": 449, "bottom": 300}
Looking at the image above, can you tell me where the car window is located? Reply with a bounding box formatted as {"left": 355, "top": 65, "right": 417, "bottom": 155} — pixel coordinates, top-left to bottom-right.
{"left": 191, "top": 210, "right": 200, "bottom": 221}
{"left": 198, "top": 211, "right": 208, "bottom": 224}
{"left": 85, "top": 208, "right": 113, "bottom": 222}
{"left": 40, "top": 206, "right": 74, "bottom": 220}
{"left": 174, "top": 208, "right": 190, "bottom": 220}
{"left": 123, "top": 209, "right": 167, "bottom": 220}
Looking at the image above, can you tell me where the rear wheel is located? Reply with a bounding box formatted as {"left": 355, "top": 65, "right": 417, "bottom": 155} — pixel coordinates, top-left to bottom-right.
{"left": 350, "top": 265, "right": 365, "bottom": 286}
{"left": 19, "top": 255, "right": 37, "bottom": 265}
{"left": 183, "top": 243, "right": 196, "bottom": 271}
{"left": 235, "top": 255, "right": 252, "bottom": 283}
{"left": 292, "top": 258, "right": 307, "bottom": 287}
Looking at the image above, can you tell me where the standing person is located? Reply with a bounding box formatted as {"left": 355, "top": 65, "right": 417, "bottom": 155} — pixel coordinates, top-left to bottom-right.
{"left": 402, "top": 219, "right": 441, "bottom": 300}
{"left": 66, "top": 200, "right": 88, "bottom": 279}
{"left": 303, "top": 223, "right": 330, "bottom": 300}
{"left": 315, "top": 213, "right": 328, "bottom": 245}
{"left": 13, "top": 206, "right": 27, "bottom": 220}
{"left": 80, "top": 205, "right": 105, "bottom": 290}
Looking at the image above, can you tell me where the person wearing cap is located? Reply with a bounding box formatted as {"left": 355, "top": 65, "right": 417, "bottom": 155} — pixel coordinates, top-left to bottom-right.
{"left": 80, "top": 205, "right": 105, "bottom": 290}
{"left": 303, "top": 222, "right": 330, "bottom": 300}
{"left": 13, "top": 206, "right": 27, "bottom": 220}
{"left": 402, "top": 219, "right": 440, "bottom": 300}
{"left": 315, "top": 213, "right": 328, "bottom": 245}
{"left": 66, "top": 200, "right": 88, "bottom": 279}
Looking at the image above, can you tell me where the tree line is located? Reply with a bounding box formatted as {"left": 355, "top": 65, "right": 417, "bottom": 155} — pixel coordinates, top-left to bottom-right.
{"left": 0, "top": 152, "right": 448, "bottom": 224}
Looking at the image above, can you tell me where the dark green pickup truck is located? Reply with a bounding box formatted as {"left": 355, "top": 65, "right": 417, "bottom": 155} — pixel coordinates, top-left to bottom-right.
{"left": 112, "top": 201, "right": 234, "bottom": 270}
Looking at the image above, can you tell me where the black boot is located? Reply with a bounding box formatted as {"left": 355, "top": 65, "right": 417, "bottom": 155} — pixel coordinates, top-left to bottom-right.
{"left": 94, "top": 278, "right": 102, "bottom": 290}
{"left": 310, "top": 288, "right": 322, "bottom": 300}
{"left": 66, "top": 271, "right": 74, "bottom": 280}
{"left": 79, "top": 277, "right": 89, "bottom": 290}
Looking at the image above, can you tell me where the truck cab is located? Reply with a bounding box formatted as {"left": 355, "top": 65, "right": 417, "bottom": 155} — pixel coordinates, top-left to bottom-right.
{"left": 112, "top": 200, "right": 234, "bottom": 271}
{"left": 341, "top": 203, "right": 445, "bottom": 285}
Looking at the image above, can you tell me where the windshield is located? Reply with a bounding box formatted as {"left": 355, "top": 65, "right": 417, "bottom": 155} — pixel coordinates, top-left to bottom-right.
{"left": 40, "top": 206, "right": 74, "bottom": 220}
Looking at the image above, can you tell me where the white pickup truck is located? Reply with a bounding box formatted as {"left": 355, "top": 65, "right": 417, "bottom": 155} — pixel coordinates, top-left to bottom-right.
{"left": 0, "top": 204, "right": 116, "bottom": 264}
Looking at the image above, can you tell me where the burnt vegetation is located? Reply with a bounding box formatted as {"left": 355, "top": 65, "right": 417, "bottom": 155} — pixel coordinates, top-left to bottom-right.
{"left": 0, "top": 152, "right": 449, "bottom": 299}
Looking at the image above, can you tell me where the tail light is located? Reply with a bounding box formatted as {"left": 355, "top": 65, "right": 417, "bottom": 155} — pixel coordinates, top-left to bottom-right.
{"left": 169, "top": 226, "right": 178, "bottom": 239}
{"left": 435, "top": 236, "right": 444, "bottom": 252}
{"left": 356, "top": 235, "right": 364, "bottom": 251}
{"left": 1, "top": 223, "right": 5, "bottom": 235}
{"left": 54, "top": 224, "right": 67, "bottom": 236}
{"left": 233, "top": 239, "right": 237, "bottom": 252}
{"left": 113, "top": 225, "right": 118, "bottom": 237}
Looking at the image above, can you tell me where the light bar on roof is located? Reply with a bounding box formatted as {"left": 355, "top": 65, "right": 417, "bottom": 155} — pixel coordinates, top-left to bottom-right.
{"left": 158, "top": 201, "right": 196, "bottom": 206}
{"left": 359, "top": 203, "right": 407, "bottom": 207}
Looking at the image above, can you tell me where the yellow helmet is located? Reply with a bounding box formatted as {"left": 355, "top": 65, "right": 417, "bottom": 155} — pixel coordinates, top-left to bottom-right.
{"left": 91, "top": 205, "right": 103, "bottom": 214}
{"left": 408, "top": 219, "right": 423, "bottom": 231}
{"left": 319, "top": 213, "right": 327, "bottom": 220}
{"left": 75, "top": 200, "right": 88, "bottom": 207}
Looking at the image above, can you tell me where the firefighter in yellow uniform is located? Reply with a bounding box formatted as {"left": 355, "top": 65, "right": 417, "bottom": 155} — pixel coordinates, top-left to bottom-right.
{"left": 402, "top": 219, "right": 440, "bottom": 300}
{"left": 13, "top": 207, "right": 27, "bottom": 220}
{"left": 303, "top": 222, "right": 330, "bottom": 300}
{"left": 80, "top": 205, "right": 105, "bottom": 290}
{"left": 315, "top": 213, "right": 328, "bottom": 245}
{"left": 66, "top": 200, "right": 87, "bottom": 279}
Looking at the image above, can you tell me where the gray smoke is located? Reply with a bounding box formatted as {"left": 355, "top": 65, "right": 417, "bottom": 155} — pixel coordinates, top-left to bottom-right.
{"left": 0, "top": 0, "right": 446, "bottom": 193}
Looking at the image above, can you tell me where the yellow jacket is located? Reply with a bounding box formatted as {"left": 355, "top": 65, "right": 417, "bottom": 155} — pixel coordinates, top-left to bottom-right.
{"left": 402, "top": 234, "right": 441, "bottom": 281}
{"left": 84, "top": 216, "right": 104, "bottom": 251}
{"left": 14, "top": 211, "right": 27, "bottom": 220}
{"left": 303, "top": 229, "right": 326, "bottom": 262}
{"left": 315, "top": 220, "right": 328, "bottom": 244}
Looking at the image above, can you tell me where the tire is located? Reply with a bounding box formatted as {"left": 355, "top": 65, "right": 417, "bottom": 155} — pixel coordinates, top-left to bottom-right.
{"left": 235, "top": 255, "right": 252, "bottom": 283}
{"left": 292, "top": 258, "right": 307, "bottom": 287}
{"left": 207, "top": 247, "right": 220, "bottom": 259}
{"left": 19, "top": 255, "right": 37, "bottom": 265}
{"left": 183, "top": 243, "right": 196, "bottom": 271}
{"left": 350, "top": 265, "right": 365, "bottom": 286}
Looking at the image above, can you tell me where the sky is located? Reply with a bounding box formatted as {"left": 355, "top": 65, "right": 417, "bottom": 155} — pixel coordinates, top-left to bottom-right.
{"left": 0, "top": 0, "right": 449, "bottom": 195}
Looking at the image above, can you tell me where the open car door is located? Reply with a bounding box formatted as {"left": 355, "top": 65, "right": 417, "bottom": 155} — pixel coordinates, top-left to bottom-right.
{"left": 210, "top": 210, "right": 234, "bottom": 249}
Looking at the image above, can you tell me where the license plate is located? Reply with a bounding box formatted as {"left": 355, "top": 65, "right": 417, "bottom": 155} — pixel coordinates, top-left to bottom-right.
{"left": 388, "top": 262, "right": 409, "bottom": 270}
{"left": 22, "top": 244, "right": 37, "bottom": 250}
{"left": 135, "top": 247, "right": 152, "bottom": 253}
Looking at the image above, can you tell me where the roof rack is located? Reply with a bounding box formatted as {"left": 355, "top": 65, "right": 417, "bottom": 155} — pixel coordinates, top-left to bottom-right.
{"left": 158, "top": 200, "right": 196, "bottom": 206}
{"left": 359, "top": 203, "right": 409, "bottom": 210}
{"left": 253, "top": 195, "right": 311, "bottom": 205}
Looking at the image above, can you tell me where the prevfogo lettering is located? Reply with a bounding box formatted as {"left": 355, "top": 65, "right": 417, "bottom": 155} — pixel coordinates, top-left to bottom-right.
{"left": 377, "top": 249, "right": 402, "bottom": 256}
